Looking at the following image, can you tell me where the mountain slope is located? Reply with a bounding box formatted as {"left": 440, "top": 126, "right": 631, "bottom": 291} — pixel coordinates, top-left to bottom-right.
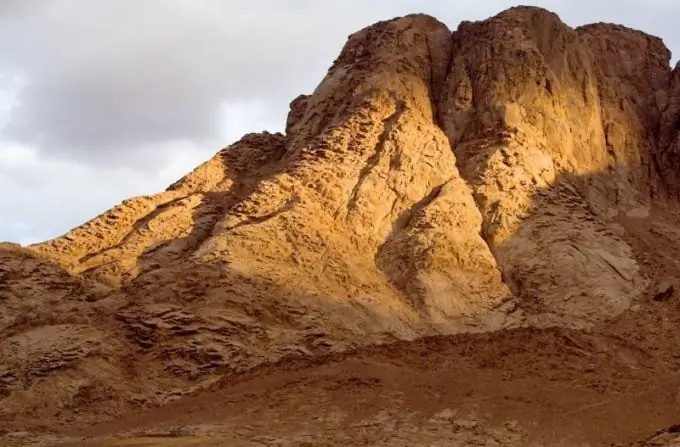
{"left": 2, "top": 6, "right": 680, "bottom": 446}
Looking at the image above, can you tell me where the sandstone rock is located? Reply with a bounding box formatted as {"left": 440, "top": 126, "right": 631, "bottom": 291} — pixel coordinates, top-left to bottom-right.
{"left": 653, "top": 279, "right": 676, "bottom": 301}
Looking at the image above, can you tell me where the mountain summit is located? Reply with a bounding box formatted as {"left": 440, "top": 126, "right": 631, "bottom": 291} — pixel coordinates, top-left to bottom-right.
{"left": 3, "top": 6, "right": 680, "bottom": 445}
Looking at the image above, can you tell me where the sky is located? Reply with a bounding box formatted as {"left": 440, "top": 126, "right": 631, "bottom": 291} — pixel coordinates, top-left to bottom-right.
{"left": 1, "top": 1, "right": 678, "bottom": 245}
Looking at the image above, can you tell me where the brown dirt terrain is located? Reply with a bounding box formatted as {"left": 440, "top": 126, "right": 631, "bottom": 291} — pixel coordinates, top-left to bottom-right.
{"left": 53, "top": 326, "right": 680, "bottom": 445}
{"left": 2, "top": 5, "right": 680, "bottom": 446}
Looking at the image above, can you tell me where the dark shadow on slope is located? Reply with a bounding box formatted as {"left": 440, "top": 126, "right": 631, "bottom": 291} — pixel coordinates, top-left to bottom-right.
{"left": 493, "top": 168, "right": 678, "bottom": 318}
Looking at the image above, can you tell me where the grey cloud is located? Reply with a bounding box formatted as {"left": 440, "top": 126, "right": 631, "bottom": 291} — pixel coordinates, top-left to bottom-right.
{"left": 3, "top": 0, "right": 678, "bottom": 167}
{"left": 0, "top": 1, "right": 373, "bottom": 165}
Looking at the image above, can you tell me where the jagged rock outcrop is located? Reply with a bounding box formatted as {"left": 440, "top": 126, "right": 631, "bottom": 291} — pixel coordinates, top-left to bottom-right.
{"left": 658, "top": 61, "right": 680, "bottom": 195}
{"left": 0, "top": 243, "right": 125, "bottom": 423}
{"left": 34, "top": 14, "right": 515, "bottom": 336}
{"left": 437, "top": 7, "right": 675, "bottom": 326}
{"left": 2, "top": 5, "right": 680, "bottom": 445}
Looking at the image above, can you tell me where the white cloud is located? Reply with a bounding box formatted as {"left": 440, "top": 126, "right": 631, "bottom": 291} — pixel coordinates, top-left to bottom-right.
{"left": 218, "top": 99, "right": 285, "bottom": 144}
{"left": 0, "top": 141, "right": 206, "bottom": 243}
{"left": 155, "top": 141, "right": 216, "bottom": 185}
{"left": 0, "top": 142, "right": 39, "bottom": 167}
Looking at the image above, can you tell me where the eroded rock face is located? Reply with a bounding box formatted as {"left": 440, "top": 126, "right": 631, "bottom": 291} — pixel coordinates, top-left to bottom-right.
{"left": 0, "top": 244, "right": 123, "bottom": 421}
{"left": 658, "top": 62, "right": 680, "bottom": 196}
{"left": 2, "top": 5, "right": 680, "bottom": 433}
{"left": 436, "top": 6, "right": 677, "bottom": 326}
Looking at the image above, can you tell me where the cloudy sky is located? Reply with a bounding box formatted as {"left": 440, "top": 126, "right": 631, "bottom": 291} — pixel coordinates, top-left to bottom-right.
{"left": 1, "top": 0, "right": 678, "bottom": 245}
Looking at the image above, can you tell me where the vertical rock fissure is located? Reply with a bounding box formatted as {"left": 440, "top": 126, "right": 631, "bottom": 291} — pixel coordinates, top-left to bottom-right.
{"left": 345, "top": 99, "right": 407, "bottom": 220}
{"left": 427, "top": 28, "right": 516, "bottom": 299}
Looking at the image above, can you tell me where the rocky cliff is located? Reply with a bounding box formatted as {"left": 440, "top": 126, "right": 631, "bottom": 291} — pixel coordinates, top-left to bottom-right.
{"left": 2, "top": 6, "right": 680, "bottom": 446}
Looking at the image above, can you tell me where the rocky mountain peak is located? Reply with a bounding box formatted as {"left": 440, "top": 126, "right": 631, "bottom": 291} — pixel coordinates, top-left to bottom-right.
{"left": 3, "top": 6, "right": 680, "bottom": 446}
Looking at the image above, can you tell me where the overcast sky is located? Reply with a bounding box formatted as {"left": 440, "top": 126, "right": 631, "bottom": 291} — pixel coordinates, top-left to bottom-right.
{"left": 1, "top": 0, "right": 678, "bottom": 245}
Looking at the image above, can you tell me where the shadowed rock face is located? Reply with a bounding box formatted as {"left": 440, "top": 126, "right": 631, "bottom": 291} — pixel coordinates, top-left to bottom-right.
{"left": 436, "top": 6, "right": 677, "bottom": 327}
{"left": 2, "top": 5, "right": 680, "bottom": 445}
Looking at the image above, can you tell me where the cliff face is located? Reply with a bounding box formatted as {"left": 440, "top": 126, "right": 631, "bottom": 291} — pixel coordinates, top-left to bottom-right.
{"left": 3, "top": 6, "right": 680, "bottom": 445}
{"left": 437, "top": 7, "right": 676, "bottom": 326}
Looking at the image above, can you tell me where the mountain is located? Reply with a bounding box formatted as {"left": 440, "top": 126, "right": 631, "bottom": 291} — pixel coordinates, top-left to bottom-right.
{"left": 2, "top": 6, "right": 680, "bottom": 446}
